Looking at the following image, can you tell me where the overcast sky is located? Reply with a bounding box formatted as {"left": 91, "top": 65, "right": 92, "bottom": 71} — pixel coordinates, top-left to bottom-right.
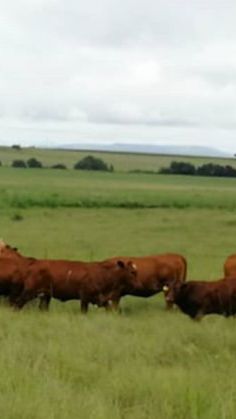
{"left": 1, "top": 0, "right": 236, "bottom": 153}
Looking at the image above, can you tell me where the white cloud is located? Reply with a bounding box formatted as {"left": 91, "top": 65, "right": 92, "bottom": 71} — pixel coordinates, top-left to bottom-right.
{"left": 1, "top": 0, "right": 236, "bottom": 153}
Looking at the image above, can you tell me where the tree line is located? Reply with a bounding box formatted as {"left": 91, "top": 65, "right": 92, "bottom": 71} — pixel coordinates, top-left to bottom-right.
{"left": 4, "top": 154, "right": 236, "bottom": 177}
{"left": 9, "top": 155, "right": 114, "bottom": 172}
{"left": 159, "top": 161, "right": 236, "bottom": 177}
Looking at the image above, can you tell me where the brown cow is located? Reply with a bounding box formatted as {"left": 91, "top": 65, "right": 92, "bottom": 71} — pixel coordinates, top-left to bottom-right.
{"left": 162, "top": 277, "right": 236, "bottom": 319}
{"left": 0, "top": 241, "right": 38, "bottom": 303}
{"left": 107, "top": 253, "right": 187, "bottom": 309}
{"left": 0, "top": 241, "right": 137, "bottom": 312}
{"left": 224, "top": 254, "right": 236, "bottom": 277}
{"left": 13, "top": 258, "right": 137, "bottom": 312}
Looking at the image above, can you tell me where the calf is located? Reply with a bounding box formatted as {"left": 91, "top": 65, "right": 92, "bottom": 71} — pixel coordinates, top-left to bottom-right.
{"left": 162, "top": 277, "right": 236, "bottom": 319}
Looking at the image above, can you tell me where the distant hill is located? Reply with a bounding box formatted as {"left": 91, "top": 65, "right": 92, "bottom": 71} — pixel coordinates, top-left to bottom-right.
{"left": 59, "top": 143, "right": 230, "bottom": 158}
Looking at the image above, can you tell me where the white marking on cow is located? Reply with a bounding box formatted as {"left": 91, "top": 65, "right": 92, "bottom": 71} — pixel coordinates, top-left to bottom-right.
{"left": 67, "top": 270, "right": 72, "bottom": 281}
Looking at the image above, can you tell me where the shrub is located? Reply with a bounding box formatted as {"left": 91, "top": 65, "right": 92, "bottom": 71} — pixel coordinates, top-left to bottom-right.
{"left": 51, "top": 164, "right": 67, "bottom": 170}
{"left": 159, "top": 161, "right": 196, "bottom": 175}
{"left": 12, "top": 144, "right": 21, "bottom": 150}
{"left": 197, "top": 163, "right": 236, "bottom": 177}
{"left": 74, "top": 155, "right": 112, "bottom": 171}
{"left": 159, "top": 161, "right": 236, "bottom": 178}
{"left": 12, "top": 160, "right": 27, "bottom": 168}
{"left": 27, "top": 158, "right": 43, "bottom": 168}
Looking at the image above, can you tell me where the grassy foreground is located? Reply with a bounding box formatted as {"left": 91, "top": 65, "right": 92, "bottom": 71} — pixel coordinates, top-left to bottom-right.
{"left": 0, "top": 206, "right": 236, "bottom": 418}
{"left": 0, "top": 158, "right": 236, "bottom": 418}
{"left": 1, "top": 303, "right": 236, "bottom": 419}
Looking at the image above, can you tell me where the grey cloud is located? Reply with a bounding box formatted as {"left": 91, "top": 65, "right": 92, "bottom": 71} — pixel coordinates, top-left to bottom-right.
{"left": 1, "top": 0, "right": 236, "bottom": 152}
{"left": 195, "top": 68, "right": 236, "bottom": 87}
{"left": 87, "top": 108, "right": 199, "bottom": 128}
{"left": 5, "top": 0, "right": 236, "bottom": 49}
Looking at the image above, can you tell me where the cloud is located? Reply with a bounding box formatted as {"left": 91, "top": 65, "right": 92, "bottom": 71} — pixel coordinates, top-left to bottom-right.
{"left": 1, "top": 0, "right": 236, "bottom": 152}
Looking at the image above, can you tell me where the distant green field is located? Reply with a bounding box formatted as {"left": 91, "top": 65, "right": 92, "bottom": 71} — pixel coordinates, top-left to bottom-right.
{"left": 0, "top": 151, "right": 236, "bottom": 418}
{"left": 0, "top": 166, "right": 236, "bottom": 210}
{"left": 1, "top": 145, "right": 236, "bottom": 172}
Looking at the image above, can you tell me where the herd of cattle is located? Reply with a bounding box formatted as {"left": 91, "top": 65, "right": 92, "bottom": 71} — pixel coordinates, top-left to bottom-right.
{"left": 0, "top": 239, "right": 236, "bottom": 320}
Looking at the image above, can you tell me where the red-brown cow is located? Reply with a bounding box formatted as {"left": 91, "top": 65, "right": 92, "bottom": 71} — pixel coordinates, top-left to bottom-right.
{"left": 162, "top": 277, "right": 236, "bottom": 319}
{"left": 0, "top": 241, "right": 138, "bottom": 312}
{"left": 107, "top": 253, "right": 187, "bottom": 309}
{"left": 0, "top": 241, "right": 38, "bottom": 303}
{"left": 14, "top": 258, "right": 137, "bottom": 312}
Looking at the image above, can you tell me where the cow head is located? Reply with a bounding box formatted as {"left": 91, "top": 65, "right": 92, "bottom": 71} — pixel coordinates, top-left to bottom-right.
{"left": 117, "top": 260, "right": 137, "bottom": 277}
{"left": 114, "top": 260, "right": 137, "bottom": 293}
{"left": 162, "top": 279, "right": 183, "bottom": 305}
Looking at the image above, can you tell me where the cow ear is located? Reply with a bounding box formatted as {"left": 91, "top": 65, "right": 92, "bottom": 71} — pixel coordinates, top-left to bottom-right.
{"left": 117, "top": 260, "right": 125, "bottom": 269}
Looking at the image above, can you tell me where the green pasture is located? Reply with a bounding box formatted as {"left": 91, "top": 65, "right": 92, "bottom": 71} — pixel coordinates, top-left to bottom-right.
{"left": 0, "top": 166, "right": 236, "bottom": 211}
{"left": 0, "top": 158, "right": 236, "bottom": 418}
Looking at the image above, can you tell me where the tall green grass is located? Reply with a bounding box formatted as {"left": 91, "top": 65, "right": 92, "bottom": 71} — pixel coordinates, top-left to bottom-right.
{"left": 0, "top": 301, "right": 236, "bottom": 419}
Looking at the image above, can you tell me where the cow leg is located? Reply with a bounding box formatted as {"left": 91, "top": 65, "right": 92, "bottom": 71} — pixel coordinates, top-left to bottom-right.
{"left": 165, "top": 300, "right": 174, "bottom": 310}
{"left": 9, "top": 295, "right": 20, "bottom": 308}
{"left": 163, "top": 292, "right": 174, "bottom": 309}
{"left": 192, "top": 311, "right": 203, "bottom": 321}
{"left": 39, "top": 295, "right": 51, "bottom": 311}
{"left": 104, "top": 298, "right": 121, "bottom": 313}
{"left": 110, "top": 298, "right": 121, "bottom": 312}
{"left": 8, "top": 287, "right": 24, "bottom": 307}
{"left": 13, "top": 290, "right": 36, "bottom": 310}
{"left": 81, "top": 300, "right": 89, "bottom": 314}
{"left": 103, "top": 300, "right": 114, "bottom": 311}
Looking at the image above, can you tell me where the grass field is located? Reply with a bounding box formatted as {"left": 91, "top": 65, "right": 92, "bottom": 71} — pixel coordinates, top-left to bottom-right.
{"left": 1, "top": 166, "right": 236, "bottom": 211}
{"left": 0, "top": 150, "right": 236, "bottom": 418}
